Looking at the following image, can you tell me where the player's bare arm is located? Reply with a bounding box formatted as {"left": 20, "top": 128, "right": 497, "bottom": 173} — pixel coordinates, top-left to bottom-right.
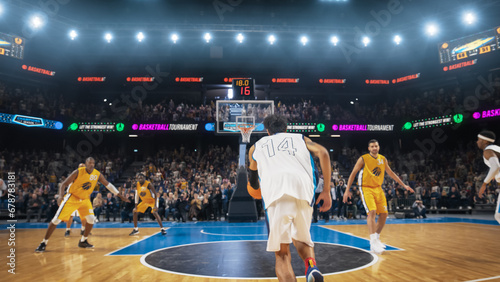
{"left": 99, "top": 174, "right": 130, "bottom": 202}
{"left": 385, "top": 161, "right": 414, "bottom": 193}
{"left": 58, "top": 169, "right": 79, "bottom": 205}
{"left": 149, "top": 182, "right": 159, "bottom": 212}
{"left": 248, "top": 145, "right": 259, "bottom": 189}
{"left": 479, "top": 149, "right": 499, "bottom": 198}
{"left": 344, "top": 157, "right": 364, "bottom": 203}
{"left": 304, "top": 137, "right": 332, "bottom": 212}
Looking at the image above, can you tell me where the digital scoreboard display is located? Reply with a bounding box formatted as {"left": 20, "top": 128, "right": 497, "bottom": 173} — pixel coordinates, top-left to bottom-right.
{"left": 0, "top": 33, "right": 25, "bottom": 60}
{"left": 232, "top": 78, "right": 255, "bottom": 100}
{"left": 439, "top": 27, "right": 500, "bottom": 64}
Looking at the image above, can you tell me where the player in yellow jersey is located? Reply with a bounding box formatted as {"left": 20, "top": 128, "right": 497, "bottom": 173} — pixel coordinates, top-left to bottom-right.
{"left": 129, "top": 174, "right": 167, "bottom": 236}
{"left": 344, "top": 139, "right": 414, "bottom": 254}
{"left": 35, "top": 157, "right": 129, "bottom": 252}
{"left": 65, "top": 163, "right": 89, "bottom": 237}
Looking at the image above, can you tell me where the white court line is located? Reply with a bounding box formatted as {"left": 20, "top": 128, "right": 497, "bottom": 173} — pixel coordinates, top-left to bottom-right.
{"left": 466, "top": 275, "right": 500, "bottom": 282}
{"left": 104, "top": 229, "right": 168, "bottom": 256}
{"left": 200, "top": 230, "right": 267, "bottom": 236}
{"left": 317, "top": 225, "right": 405, "bottom": 251}
{"left": 139, "top": 240, "right": 379, "bottom": 280}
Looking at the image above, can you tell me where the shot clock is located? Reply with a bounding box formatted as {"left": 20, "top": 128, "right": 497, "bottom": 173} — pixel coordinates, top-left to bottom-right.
{"left": 232, "top": 78, "right": 255, "bottom": 100}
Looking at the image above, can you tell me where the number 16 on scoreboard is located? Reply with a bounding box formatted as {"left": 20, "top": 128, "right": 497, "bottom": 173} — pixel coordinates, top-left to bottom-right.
{"left": 232, "top": 78, "right": 255, "bottom": 100}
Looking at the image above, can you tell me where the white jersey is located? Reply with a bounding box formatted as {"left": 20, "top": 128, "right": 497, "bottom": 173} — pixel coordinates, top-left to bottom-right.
{"left": 252, "top": 133, "right": 316, "bottom": 207}
{"left": 484, "top": 145, "right": 500, "bottom": 182}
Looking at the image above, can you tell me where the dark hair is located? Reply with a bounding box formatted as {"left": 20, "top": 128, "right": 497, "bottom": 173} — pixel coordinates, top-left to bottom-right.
{"left": 368, "top": 139, "right": 379, "bottom": 146}
{"left": 263, "top": 114, "right": 288, "bottom": 135}
{"left": 138, "top": 173, "right": 146, "bottom": 178}
{"left": 479, "top": 130, "right": 496, "bottom": 142}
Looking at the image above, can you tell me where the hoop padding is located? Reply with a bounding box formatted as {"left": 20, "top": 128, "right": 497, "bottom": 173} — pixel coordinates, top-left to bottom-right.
{"left": 237, "top": 124, "right": 256, "bottom": 143}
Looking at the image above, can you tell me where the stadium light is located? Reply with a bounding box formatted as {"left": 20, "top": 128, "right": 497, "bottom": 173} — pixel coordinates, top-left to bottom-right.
{"left": 204, "top": 33, "right": 212, "bottom": 43}
{"left": 300, "top": 36, "right": 308, "bottom": 46}
{"left": 0, "top": 4, "right": 3, "bottom": 15}
{"left": 227, "top": 89, "right": 233, "bottom": 99}
{"left": 393, "top": 35, "right": 401, "bottom": 45}
{"left": 362, "top": 36, "right": 370, "bottom": 47}
{"left": 426, "top": 24, "right": 438, "bottom": 36}
{"left": 69, "top": 30, "right": 78, "bottom": 40}
{"left": 236, "top": 33, "right": 244, "bottom": 43}
{"left": 171, "top": 33, "right": 179, "bottom": 43}
{"left": 136, "top": 32, "right": 145, "bottom": 42}
{"left": 330, "top": 36, "right": 339, "bottom": 46}
{"left": 464, "top": 12, "right": 475, "bottom": 25}
{"left": 268, "top": 34, "right": 276, "bottom": 45}
{"left": 29, "top": 15, "right": 44, "bottom": 29}
{"left": 104, "top": 33, "right": 113, "bottom": 43}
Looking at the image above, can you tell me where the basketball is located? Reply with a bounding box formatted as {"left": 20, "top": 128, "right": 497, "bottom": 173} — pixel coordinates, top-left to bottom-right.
{"left": 247, "top": 182, "right": 262, "bottom": 199}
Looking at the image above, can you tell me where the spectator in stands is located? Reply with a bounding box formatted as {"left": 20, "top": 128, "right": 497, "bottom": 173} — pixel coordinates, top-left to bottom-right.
{"left": 335, "top": 180, "right": 346, "bottom": 220}
{"left": 448, "top": 186, "right": 460, "bottom": 209}
{"left": 121, "top": 192, "right": 135, "bottom": 223}
{"left": 93, "top": 193, "right": 104, "bottom": 221}
{"left": 412, "top": 200, "right": 427, "bottom": 219}
{"left": 165, "top": 192, "right": 177, "bottom": 221}
{"left": 175, "top": 191, "right": 188, "bottom": 222}
{"left": 105, "top": 193, "right": 117, "bottom": 221}
{"left": 26, "top": 193, "right": 43, "bottom": 222}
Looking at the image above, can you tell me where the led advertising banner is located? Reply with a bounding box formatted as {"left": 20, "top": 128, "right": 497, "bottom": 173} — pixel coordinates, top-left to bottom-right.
{"left": 473, "top": 108, "right": 500, "bottom": 120}
{"left": 331, "top": 124, "right": 394, "bottom": 131}
{"left": 22, "top": 65, "right": 55, "bottom": 76}
{"left": 0, "top": 113, "right": 63, "bottom": 130}
{"left": 68, "top": 122, "right": 125, "bottom": 132}
{"left": 0, "top": 33, "right": 25, "bottom": 59}
{"left": 439, "top": 27, "right": 500, "bottom": 64}
{"left": 287, "top": 123, "right": 326, "bottom": 133}
{"left": 402, "top": 114, "right": 463, "bottom": 130}
{"left": 132, "top": 124, "right": 199, "bottom": 131}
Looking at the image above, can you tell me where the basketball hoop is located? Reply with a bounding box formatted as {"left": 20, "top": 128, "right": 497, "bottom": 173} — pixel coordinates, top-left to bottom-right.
{"left": 237, "top": 124, "right": 256, "bottom": 143}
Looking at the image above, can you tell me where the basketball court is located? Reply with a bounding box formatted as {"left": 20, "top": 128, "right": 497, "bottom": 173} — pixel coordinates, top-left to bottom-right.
{"left": 1, "top": 215, "right": 499, "bottom": 281}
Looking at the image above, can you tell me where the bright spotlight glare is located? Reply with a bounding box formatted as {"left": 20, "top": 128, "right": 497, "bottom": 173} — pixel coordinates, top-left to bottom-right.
{"left": 69, "top": 30, "right": 78, "bottom": 40}
{"left": 464, "top": 12, "right": 475, "bottom": 25}
{"left": 0, "top": 4, "right": 3, "bottom": 15}
{"left": 236, "top": 33, "right": 244, "bottom": 43}
{"left": 394, "top": 35, "right": 401, "bottom": 45}
{"left": 426, "top": 24, "right": 438, "bottom": 36}
{"left": 331, "top": 36, "right": 339, "bottom": 46}
{"left": 362, "top": 36, "right": 370, "bottom": 46}
{"left": 300, "top": 36, "right": 308, "bottom": 45}
{"left": 227, "top": 89, "right": 233, "bottom": 99}
{"left": 268, "top": 35, "right": 276, "bottom": 45}
{"left": 204, "top": 33, "right": 212, "bottom": 43}
{"left": 30, "top": 15, "right": 44, "bottom": 29}
{"left": 171, "top": 33, "right": 179, "bottom": 43}
{"left": 104, "top": 33, "right": 113, "bottom": 43}
{"left": 136, "top": 32, "right": 145, "bottom": 42}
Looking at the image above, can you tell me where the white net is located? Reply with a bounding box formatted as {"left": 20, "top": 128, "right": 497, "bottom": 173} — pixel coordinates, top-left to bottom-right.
{"left": 238, "top": 124, "right": 256, "bottom": 143}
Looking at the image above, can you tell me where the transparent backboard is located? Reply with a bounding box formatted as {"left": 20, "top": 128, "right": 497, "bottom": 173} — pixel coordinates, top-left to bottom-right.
{"left": 216, "top": 100, "right": 274, "bottom": 135}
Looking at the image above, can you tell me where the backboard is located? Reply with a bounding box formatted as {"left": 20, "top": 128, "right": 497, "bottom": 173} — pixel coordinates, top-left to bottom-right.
{"left": 216, "top": 100, "right": 274, "bottom": 135}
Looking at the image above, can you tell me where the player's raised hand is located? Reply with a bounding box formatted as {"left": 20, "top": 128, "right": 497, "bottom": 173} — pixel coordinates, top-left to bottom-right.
{"left": 118, "top": 193, "right": 130, "bottom": 203}
{"left": 404, "top": 185, "right": 415, "bottom": 193}
{"left": 478, "top": 183, "right": 487, "bottom": 198}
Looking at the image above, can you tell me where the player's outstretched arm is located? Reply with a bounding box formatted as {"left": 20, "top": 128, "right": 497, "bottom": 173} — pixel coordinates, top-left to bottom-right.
{"left": 99, "top": 174, "right": 130, "bottom": 202}
{"left": 385, "top": 161, "right": 414, "bottom": 193}
{"left": 479, "top": 150, "right": 500, "bottom": 198}
{"left": 58, "top": 169, "right": 79, "bottom": 205}
{"left": 304, "top": 137, "right": 332, "bottom": 211}
{"left": 345, "top": 157, "right": 364, "bottom": 203}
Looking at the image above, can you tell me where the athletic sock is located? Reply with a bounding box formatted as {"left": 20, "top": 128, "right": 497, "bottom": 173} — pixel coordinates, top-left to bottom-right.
{"left": 42, "top": 239, "right": 48, "bottom": 244}
{"left": 66, "top": 228, "right": 70, "bottom": 231}
{"left": 80, "top": 236, "right": 87, "bottom": 242}
{"left": 370, "top": 233, "right": 377, "bottom": 243}
{"left": 304, "top": 257, "right": 317, "bottom": 274}
{"left": 134, "top": 227, "right": 138, "bottom": 231}
{"left": 376, "top": 233, "right": 380, "bottom": 240}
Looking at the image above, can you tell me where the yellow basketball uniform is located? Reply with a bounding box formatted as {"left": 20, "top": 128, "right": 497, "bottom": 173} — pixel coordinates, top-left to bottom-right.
{"left": 136, "top": 180, "right": 156, "bottom": 213}
{"left": 358, "top": 153, "right": 388, "bottom": 214}
{"left": 56, "top": 167, "right": 100, "bottom": 221}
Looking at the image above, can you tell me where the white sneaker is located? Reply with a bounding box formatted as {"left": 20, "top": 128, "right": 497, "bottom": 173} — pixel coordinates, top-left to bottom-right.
{"left": 376, "top": 239, "right": 387, "bottom": 249}
{"left": 370, "top": 241, "right": 385, "bottom": 254}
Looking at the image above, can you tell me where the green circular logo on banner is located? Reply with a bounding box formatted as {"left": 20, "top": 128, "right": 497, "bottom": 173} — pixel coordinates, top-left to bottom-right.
{"left": 453, "top": 114, "right": 463, "bottom": 124}
{"left": 403, "top": 122, "right": 412, "bottom": 130}
{"left": 116, "top": 123, "right": 125, "bottom": 132}
{"left": 69, "top": 123, "right": 78, "bottom": 131}
{"left": 317, "top": 123, "right": 325, "bottom": 132}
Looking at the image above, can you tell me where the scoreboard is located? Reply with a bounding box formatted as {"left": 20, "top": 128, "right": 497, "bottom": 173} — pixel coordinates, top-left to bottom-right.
{"left": 439, "top": 27, "right": 500, "bottom": 64}
{"left": 232, "top": 78, "right": 255, "bottom": 100}
{"left": 0, "top": 33, "right": 25, "bottom": 60}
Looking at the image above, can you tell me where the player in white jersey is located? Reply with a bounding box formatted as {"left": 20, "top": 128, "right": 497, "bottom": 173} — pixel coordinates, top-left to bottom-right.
{"left": 476, "top": 130, "right": 500, "bottom": 224}
{"left": 248, "top": 114, "right": 331, "bottom": 282}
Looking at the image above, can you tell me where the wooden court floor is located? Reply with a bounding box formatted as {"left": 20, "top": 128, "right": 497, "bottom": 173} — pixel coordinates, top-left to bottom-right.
{"left": 0, "top": 222, "right": 499, "bottom": 282}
